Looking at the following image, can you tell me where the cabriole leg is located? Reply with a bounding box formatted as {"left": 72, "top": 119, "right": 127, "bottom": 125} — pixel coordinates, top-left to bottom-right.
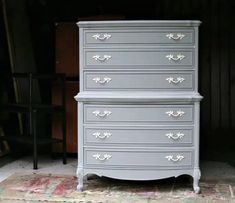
{"left": 77, "top": 168, "right": 84, "bottom": 191}
{"left": 193, "top": 168, "right": 201, "bottom": 194}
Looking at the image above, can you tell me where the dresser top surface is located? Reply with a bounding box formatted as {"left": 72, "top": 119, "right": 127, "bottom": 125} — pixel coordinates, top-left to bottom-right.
{"left": 74, "top": 91, "right": 203, "bottom": 103}
{"left": 77, "top": 20, "right": 201, "bottom": 28}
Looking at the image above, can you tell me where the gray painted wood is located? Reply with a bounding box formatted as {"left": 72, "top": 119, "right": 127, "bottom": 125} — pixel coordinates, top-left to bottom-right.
{"left": 84, "top": 104, "right": 193, "bottom": 123}
{"left": 84, "top": 29, "right": 194, "bottom": 45}
{"left": 84, "top": 71, "right": 194, "bottom": 91}
{"left": 77, "top": 20, "right": 201, "bottom": 27}
{"left": 75, "top": 92, "right": 202, "bottom": 103}
{"left": 85, "top": 148, "right": 193, "bottom": 168}
{"left": 85, "top": 49, "right": 194, "bottom": 67}
{"left": 84, "top": 126, "right": 194, "bottom": 146}
{"left": 76, "top": 20, "right": 202, "bottom": 193}
{"left": 83, "top": 168, "right": 194, "bottom": 181}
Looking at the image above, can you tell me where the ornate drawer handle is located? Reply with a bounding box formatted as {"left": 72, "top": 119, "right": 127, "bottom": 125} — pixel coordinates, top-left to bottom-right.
{"left": 92, "top": 55, "right": 111, "bottom": 62}
{"left": 166, "top": 33, "right": 185, "bottom": 40}
{"left": 93, "top": 77, "right": 112, "bottom": 84}
{"left": 92, "top": 33, "right": 112, "bottom": 40}
{"left": 92, "top": 110, "right": 112, "bottom": 117}
{"left": 166, "top": 54, "right": 185, "bottom": 61}
{"left": 93, "top": 154, "right": 112, "bottom": 161}
{"left": 93, "top": 132, "right": 112, "bottom": 139}
{"left": 165, "top": 155, "right": 184, "bottom": 162}
{"left": 165, "top": 132, "right": 185, "bottom": 140}
{"left": 166, "top": 77, "right": 185, "bottom": 84}
{"left": 166, "top": 110, "right": 185, "bottom": 117}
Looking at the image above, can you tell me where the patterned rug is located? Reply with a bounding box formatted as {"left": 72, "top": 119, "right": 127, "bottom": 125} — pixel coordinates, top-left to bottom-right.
{"left": 0, "top": 173, "right": 234, "bottom": 203}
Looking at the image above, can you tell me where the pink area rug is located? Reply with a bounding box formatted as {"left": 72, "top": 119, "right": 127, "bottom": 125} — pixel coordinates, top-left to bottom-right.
{"left": 0, "top": 173, "right": 234, "bottom": 202}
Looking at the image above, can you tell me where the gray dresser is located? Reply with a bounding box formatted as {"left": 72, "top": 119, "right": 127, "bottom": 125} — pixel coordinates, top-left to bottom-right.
{"left": 75, "top": 20, "right": 202, "bottom": 193}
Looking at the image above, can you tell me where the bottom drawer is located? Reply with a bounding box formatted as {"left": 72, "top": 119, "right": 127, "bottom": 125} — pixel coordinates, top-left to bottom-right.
{"left": 85, "top": 149, "right": 193, "bottom": 169}
{"left": 85, "top": 126, "right": 193, "bottom": 146}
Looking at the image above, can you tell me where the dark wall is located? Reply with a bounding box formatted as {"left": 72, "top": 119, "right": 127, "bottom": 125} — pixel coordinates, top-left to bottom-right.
{"left": 198, "top": 0, "right": 235, "bottom": 157}
{"left": 1, "top": 0, "right": 235, "bottom": 161}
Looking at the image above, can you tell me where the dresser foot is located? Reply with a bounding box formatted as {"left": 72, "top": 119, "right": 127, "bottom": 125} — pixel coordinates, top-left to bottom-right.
{"left": 193, "top": 168, "right": 201, "bottom": 194}
{"left": 76, "top": 168, "right": 84, "bottom": 191}
{"left": 77, "top": 175, "right": 84, "bottom": 191}
{"left": 77, "top": 184, "right": 83, "bottom": 192}
{"left": 194, "top": 185, "right": 200, "bottom": 194}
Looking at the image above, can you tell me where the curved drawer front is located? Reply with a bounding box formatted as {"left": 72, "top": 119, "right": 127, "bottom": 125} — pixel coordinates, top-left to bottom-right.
{"left": 85, "top": 148, "right": 193, "bottom": 168}
{"left": 85, "top": 126, "right": 193, "bottom": 146}
{"left": 85, "top": 50, "right": 194, "bottom": 69}
{"left": 84, "top": 105, "right": 193, "bottom": 123}
{"left": 84, "top": 71, "right": 194, "bottom": 91}
{"left": 84, "top": 29, "right": 194, "bottom": 46}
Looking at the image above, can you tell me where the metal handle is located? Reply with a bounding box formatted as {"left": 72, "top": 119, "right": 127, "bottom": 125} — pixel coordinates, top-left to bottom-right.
{"left": 165, "top": 155, "right": 184, "bottom": 162}
{"left": 166, "top": 77, "right": 185, "bottom": 84}
{"left": 93, "top": 132, "right": 112, "bottom": 139}
{"left": 166, "top": 110, "right": 185, "bottom": 117}
{"left": 93, "top": 77, "right": 112, "bottom": 84}
{"left": 92, "top": 33, "right": 112, "bottom": 40}
{"left": 166, "top": 54, "right": 185, "bottom": 61}
{"left": 92, "top": 55, "right": 111, "bottom": 62}
{"left": 93, "top": 154, "right": 112, "bottom": 161}
{"left": 92, "top": 110, "right": 112, "bottom": 117}
{"left": 166, "top": 33, "right": 185, "bottom": 40}
{"left": 165, "top": 132, "right": 185, "bottom": 140}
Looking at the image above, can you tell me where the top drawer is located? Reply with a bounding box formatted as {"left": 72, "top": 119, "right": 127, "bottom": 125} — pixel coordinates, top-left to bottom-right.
{"left": 84, "top": 29, "right": 195, "bottom": 47}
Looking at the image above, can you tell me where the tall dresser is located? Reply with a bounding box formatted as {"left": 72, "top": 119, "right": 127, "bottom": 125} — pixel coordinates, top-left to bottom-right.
{"left": 75, "top": 20, "right": 202, "bottom": 193}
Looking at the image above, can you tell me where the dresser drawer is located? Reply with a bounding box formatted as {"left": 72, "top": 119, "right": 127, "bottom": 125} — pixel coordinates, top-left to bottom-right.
{"left": 85, "top": 49, "right": 194, "bottom": 69}
{"left": 84, "top": 29, "right": 194, "bottom": 46}
{"left": 85, "top": 148, "right": 193, "bottom": 168}
{"left": 84, "top": 71, "right": 194, "bottom": 91}
{"left": 84, "top": 126, "right": 193, "bottom": 146}
{"left": 84, "top": 105, "right": 193, "bottom": 123}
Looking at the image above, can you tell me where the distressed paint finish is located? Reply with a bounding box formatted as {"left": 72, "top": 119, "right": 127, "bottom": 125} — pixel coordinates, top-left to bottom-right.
{"left": 75, "top": 20, "right": 202, "bottom": 193}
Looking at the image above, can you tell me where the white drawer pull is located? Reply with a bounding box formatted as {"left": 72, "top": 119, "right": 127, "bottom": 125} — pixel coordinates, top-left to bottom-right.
{"left": 92, "top": 55, "right": 111, "bottom": 62}
{"left": 93, "top": 77, "right": 112, "bottom": 84}
{"left": 166, "top": 54, "right": 185, "bottom": 61}
{"left": 93, "top": 154, "right": 112, "bottom": 161}
{"left": 92, "top": 110, "right": 112, "bottom": 117}
{"left": 92, "top": 33, "right": 112, "bottom": 40}
{"left": 166, "top": 110, "right": 185, "bottom": 117}
{"left": 93, "top": 132, "right": 112, "bottom": 139}
{"left": 165, "top": 132, "right": 185, "bottom": 140}
{"left": 165, "top": 155, "right": 184, "bottom": 162}
{"left": 166, "top": 33, "right": 185, "bottom": 40}
{"left": 166, "top": 77, "right": 185, "bottom": 84}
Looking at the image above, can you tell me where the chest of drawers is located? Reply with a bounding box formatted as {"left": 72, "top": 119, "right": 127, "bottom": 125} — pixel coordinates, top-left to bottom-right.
{"left": 75, "top": 20, "right": 202, "bottom": 193}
